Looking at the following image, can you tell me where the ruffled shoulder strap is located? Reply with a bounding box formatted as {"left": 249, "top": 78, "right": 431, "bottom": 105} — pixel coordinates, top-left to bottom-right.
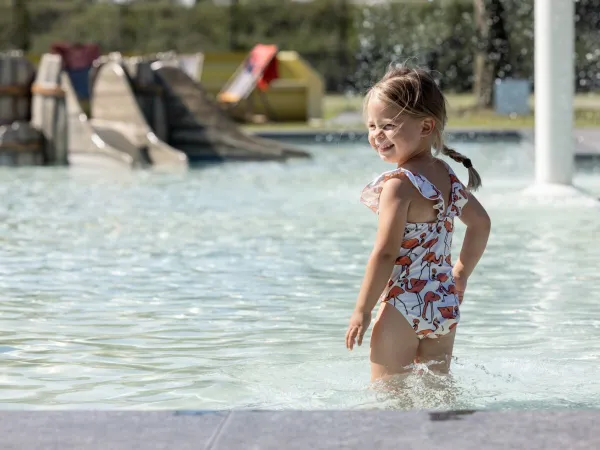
{"left": 360, "top": 167, "right": 444, "bottom": 218}
{"left": 439, "top": 160, "right": 470, "bottom": 217}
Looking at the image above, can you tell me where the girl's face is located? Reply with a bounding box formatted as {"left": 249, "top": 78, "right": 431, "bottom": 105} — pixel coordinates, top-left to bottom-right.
{"left": 366, "top": 96, "right": 433, "bottom": 165}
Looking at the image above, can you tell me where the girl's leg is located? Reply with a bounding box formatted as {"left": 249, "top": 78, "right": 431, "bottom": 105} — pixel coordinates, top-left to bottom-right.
{"left": 416, "top": 328, "right": 457, "bottom": 374}
{"left": 369, "top": 302, "right": 419, "bottom": 382}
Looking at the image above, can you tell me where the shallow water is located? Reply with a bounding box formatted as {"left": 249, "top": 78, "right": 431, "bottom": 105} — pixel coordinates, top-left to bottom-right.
{"left": 0, "top": 138, "right": 599, "bottom": 411}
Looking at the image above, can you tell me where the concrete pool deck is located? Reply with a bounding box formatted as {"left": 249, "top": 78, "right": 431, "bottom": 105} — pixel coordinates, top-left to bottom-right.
{"left": 2, "top": 410, "right": 599, "bottom": 449}
{"left": 251, "top": 128, "right": 600, "bottom": 160}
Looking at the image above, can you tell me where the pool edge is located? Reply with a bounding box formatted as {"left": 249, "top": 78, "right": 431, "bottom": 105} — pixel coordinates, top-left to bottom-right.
{"left": 251, "top": 128, "right": 525, "bottom": 142}
{"left": 2, "top": 409, "right": 598, "bottom": 449}
{"left": 251, "top": 128, "right": 600, "bottom": 159}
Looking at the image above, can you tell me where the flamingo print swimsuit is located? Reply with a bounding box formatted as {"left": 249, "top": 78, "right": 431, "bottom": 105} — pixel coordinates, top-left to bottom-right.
{"left": 360, "top": 160, "right": 469, "bottom": 339}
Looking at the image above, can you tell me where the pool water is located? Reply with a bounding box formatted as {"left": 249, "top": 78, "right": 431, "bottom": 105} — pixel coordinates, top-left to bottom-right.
{"left": 0, "top": 138, "right": 599, "bottom": 411}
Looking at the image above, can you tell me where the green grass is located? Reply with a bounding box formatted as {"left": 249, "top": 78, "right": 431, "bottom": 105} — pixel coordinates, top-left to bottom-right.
{"left": 323, "top": 93, "right": 600, "bottom": 127}
{"left": 244, "top": 92, "right": 600, "bottom": 132}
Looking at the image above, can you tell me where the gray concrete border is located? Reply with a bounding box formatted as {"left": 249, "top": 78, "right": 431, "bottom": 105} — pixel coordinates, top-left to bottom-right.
{"left": 2, "top": 410, "right": 599, "bottom": 449}
{"left": 252, "top": 129, "right": 524, "bottom": 143}
{"left": 251, "top": 128, "right": 600, "bottom": 160}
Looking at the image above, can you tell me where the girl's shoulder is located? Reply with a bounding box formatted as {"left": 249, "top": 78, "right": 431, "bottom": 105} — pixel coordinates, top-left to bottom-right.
{"left": 360, "top": 167, "right": 422, "bottom": 214}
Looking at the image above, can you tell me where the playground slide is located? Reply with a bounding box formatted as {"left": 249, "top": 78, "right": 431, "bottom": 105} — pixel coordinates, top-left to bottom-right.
{"left": 90, "top": 60, "right": 188, "bottom": 170}
{"left": 32, "top": 53, "right": 142, "bottom": 169}
{"left": 151, "top": 62, "right": 309, "bottom": 162}
{"left": 62, "top": 71, "right": 144, "bottom": 170}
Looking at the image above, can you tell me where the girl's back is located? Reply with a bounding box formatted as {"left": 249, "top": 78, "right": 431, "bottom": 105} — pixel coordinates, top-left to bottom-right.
{"left": 402, "top": 157, "right": 453, "bottom": 224}
{"left": 360, "top": 157, "right": 469, "bottom": 340}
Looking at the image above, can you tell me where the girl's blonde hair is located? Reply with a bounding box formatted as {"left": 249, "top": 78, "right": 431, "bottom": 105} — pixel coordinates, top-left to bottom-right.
{"left": 364, "top": 65, "right": 482, "bottom": 191}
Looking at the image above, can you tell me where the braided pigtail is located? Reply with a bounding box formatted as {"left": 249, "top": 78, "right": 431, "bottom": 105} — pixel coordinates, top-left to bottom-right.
{"left": 441, "top": 145, "right": 482, "bottom": 191}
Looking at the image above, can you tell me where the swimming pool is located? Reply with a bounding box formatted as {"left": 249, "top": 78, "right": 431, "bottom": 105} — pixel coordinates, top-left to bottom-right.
{"left": 0, "top": 138, "right": 599, "bottom": 410}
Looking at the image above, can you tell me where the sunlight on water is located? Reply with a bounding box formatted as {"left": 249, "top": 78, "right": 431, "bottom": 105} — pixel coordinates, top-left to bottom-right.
{"left": 0, "top": 138, "right": 599, "bottom": 411}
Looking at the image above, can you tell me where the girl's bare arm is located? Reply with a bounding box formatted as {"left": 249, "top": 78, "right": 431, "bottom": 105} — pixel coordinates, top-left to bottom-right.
{"left": 346, "top": 176, "right": 415, "bottom": 350}
{"left": 454, "top": 192, "right": 491, "bottom": 282}
{"left": 353, "top": 176, "right": 414, "bottom": 314}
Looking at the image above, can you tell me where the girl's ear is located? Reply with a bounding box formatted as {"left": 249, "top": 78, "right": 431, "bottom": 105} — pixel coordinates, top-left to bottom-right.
{"left": 421, "top": 118, "right": 435, "bottom": 137}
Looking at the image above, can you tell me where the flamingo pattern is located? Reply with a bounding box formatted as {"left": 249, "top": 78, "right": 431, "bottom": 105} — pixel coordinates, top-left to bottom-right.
{"left": 360, "top": 161, "right": 469, "bottom": 339}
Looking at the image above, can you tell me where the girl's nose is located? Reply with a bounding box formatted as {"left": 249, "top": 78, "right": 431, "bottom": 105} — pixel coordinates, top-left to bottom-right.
{"left": 372, "top": 128, "right": 384, "bottom": 138}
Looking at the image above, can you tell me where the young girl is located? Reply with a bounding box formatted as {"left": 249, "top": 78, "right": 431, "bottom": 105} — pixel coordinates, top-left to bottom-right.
{"left": 345, "top": 66, "right": 491, "bottom": 381}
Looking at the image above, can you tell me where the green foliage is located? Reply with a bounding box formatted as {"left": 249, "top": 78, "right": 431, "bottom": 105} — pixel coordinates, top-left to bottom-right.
{"left": 1, "top": 0, "right": 599, "bottom": 92}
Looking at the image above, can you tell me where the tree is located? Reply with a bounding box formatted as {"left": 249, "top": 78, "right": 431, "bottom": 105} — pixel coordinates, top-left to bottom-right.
{"left": 12, "top": 0, "right": 31, "bottom": 52}
{"left": 229, "top": 0, "right": 239, "bottom": 51}
{"left": 473, "top": 0, "right": 510, "bottom": 108}
{"left": 337, "top": 0, "right": 350, "bottom": 90}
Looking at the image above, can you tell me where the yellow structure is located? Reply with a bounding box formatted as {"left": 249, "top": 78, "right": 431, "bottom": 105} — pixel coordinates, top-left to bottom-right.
{"left": 27, "top": 50, "right": 323, "bottom": 123}
{"left": 200, "top": 51, "right": 324, "bottom": 123}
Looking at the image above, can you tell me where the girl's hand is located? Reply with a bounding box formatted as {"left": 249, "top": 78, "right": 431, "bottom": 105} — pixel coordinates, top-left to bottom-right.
{"left": 345, "top": 310, "right": 371, "bottom": 350}
{"left": 453, "top": 274, "right": 467, "bottom": 304}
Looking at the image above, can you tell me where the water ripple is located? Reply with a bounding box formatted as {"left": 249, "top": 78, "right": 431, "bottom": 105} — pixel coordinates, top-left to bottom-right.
{"left": 1, "top": 141, "right": 600, "bottom": 410}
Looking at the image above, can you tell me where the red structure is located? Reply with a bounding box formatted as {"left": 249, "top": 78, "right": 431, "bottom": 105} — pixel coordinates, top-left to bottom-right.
{"left": 218, "top": 44, "right": 280, "bottom": 106}
{"left": 50, "top": 42, "right": 102, "bottom": 100}
{"left": 246, "top": 44, "right": 279, "bottom": 91}
{"left": 50, "top": 42, "right": 101, "bottom": 71}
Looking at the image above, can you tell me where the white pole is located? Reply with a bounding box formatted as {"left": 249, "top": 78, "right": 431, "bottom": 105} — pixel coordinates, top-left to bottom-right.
{"left": 534, "top": 0, "right": 575, "bottom": 185}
